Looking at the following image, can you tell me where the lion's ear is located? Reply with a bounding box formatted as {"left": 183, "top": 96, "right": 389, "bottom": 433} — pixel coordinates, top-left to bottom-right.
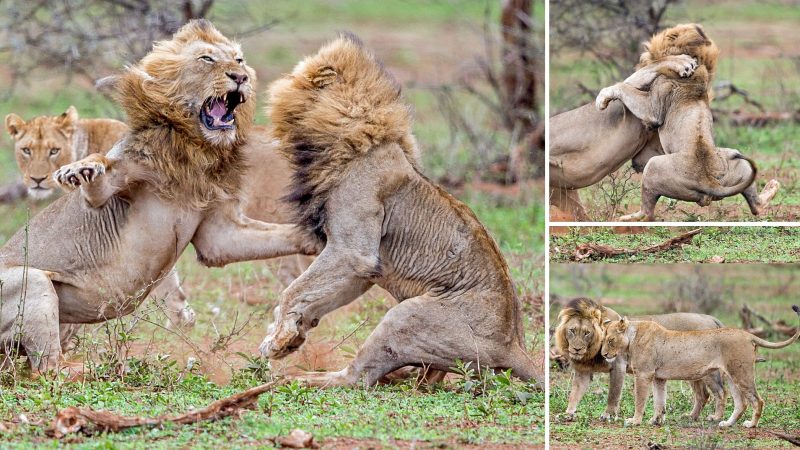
{"left": 58, "top": 106, "right": 78, "bottom": 133}
{"left": 602, "top": 319, "right": 611, "bottom": 326}
{"left": 95, "top": 75, "right": 121, "bottom": 96}
{"left": 5, "top": 113, "right": 26, "bottom": 139}
{"left": 619, "top": 317, "right": 629, "bottom": 330}
{"left": 590, "top": 309, "right": 602, "bottom": 323}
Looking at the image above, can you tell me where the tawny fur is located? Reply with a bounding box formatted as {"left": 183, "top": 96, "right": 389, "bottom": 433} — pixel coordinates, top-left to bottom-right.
{"left": 555, "top": 297, "right": 727, "bottom": 421}
{"left": 5, "top": 106, "right": 127, "bottom": 198}
{"left": 261, "top": 34, "right": 539, "bottom": 386}
{"left": 110, "top": 20, "right": 256, "bottom": 208}
{"left": 268, "top": 33, "right": 421, "bottom": 244}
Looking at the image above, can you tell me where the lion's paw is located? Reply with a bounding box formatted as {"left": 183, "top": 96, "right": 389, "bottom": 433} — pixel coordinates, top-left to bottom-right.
{"left": 743, "top": 420, "right": 755, "bottom": 428}
{"left": 260, "top": 314, "right": 304, "bottom": 359}
{"left": 599, "top": 412, "right": 617, "bottom": 422}
{"left": 166, "top": 306, "right": 196, "bottom": 329}
{"left": 678, "top": 56, "right": 698, "bottom": 78}
{"left": 624, "top": 418, "right": 641, "bottom": 426}
{"left": 559, "top": 413, "right": 576, "bottom": 422}
{"left": 718, "top": 420, "right": 733, "bottom": 428}
{"left": 595, "top": 86, "right": 617, "bottom": 111}
{"left": 649, "top": 415, "right": 665, "bottom": 426}
{"left": 54, "top": 161, "right": 106, "bottom": 189}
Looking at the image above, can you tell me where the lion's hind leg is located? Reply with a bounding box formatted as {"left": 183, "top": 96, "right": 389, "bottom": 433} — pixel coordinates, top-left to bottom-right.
{"left": 290, "top": 295, "right": 540, "bottom": 388}
{"left": 685, "top": 379, "right": 710, "bottom": 421}
{"left": 0, "top": 266, "right": 63, "bottom": 375}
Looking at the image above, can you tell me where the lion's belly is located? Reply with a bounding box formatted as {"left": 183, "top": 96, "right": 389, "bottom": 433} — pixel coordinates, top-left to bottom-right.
{"left": 1, "top": 190, "right": 200, "bottom": 323}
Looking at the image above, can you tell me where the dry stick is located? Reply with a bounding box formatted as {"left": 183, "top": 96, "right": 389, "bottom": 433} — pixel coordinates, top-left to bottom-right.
{"left": 573, "top": 229, "right": 702, "bottom": 261}
{"left": 766, "top": 430, "right": 800, "bottom": 447}
{"left": 50, "top": 380, "right": 282, "bottom": 438}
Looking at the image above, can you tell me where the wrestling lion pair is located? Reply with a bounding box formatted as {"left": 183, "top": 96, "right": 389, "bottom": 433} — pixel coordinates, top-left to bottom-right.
{"left": 550, "top": 24, "right": 780, "bottom": 221}
{"left": 0, "top": 20, "right": 542, "bottom": 387}
{"left": 554, "top": 298, "right": 800, "bottom": 428}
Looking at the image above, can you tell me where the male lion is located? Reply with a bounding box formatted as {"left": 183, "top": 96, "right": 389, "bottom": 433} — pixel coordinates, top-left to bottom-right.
{"left": 601, "top": 305, "right": 800, "bottom": 428}
{"left": 5, "top": 106, "right": 127, "bottom": 200}
{"left": 3, "top": 107, "right": 195, "bottom": 330}
{"left": 550, "top": 24, "right": 777, "bottom": 221}
{"left": 0, "top": 19, "right": 314, "bottom": 374}
{"left": 554, "top": 298, "right": 726, "bottom": 421}
{"left": 595, "top": 24, "right": 778, "bottom": 221}
{"left": 259, "top": 34, "right": 541, "bottom": 387}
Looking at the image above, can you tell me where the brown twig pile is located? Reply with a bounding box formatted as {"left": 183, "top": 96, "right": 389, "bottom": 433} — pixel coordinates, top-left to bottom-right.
{"left": 50, "top": 380, "right": 280, "bottom": 438}
{"left": 573, "top": 229, "right": 702, "bottom": 261}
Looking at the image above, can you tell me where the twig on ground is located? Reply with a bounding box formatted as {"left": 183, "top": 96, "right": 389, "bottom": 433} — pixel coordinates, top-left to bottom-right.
{"left": 766, "top": 430, "right": 800, "bottom": 447}
{"left": 49, "top": 380, "right": 282, "bottom": 438}
{"left": 573, "top": 229, "right": 702, "bottom": 261}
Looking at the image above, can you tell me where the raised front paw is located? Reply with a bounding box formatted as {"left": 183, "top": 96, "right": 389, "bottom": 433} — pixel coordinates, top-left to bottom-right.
{"left": 54, "top": 160, "right": 106, "bottom": 189}
{"left": 673, "top": 55, "right": 698, "bottom": 78}
{"left": 595, "top": 86, "right": 617, "bottom": 111}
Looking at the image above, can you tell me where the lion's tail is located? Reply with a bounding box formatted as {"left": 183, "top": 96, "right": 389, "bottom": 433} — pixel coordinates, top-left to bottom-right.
{"left": 750, "top": 305, "right": 800, "bottom": 350}
{"left": 702, "top": 144, "right": 757, "bottom": 199}
{"left": 267, "top": 32, "right": 420, "bottom": 166}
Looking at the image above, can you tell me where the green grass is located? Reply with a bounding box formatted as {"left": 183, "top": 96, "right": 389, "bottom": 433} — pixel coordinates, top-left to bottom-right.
{"left": 1, "top": 373, "right": 543, "bottom": 448}
{"left": 550, "top": 264, "right": 800, "bottom": 448}
{"left": 550, "top": 227, "right": 800, "bottom": 263}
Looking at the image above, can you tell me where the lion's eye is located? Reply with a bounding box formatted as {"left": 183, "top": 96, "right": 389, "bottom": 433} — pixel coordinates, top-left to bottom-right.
{"left": 199, "top": 55, "right": 215, "bottom": 63}
{"left": 21, "top": 147, "right": 31, "bottom": 155}
{"left": 49, "top": 148, "right": 60, "bottom": 156}
{"left": 567, "top": 328, "right": 575, "bottom": 336}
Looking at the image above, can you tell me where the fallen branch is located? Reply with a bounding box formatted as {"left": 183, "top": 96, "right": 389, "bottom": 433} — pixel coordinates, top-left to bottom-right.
{"left": 50, "top": 380, "right": 280, "bottom": 438}
{"left": 766, "top": 430, "right": 800, "bottom": 447}
{"left": 573, "top": 229, "right": 702, "bottom": 261}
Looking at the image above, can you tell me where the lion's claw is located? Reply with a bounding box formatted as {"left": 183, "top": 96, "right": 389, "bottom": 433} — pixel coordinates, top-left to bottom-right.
{"left": 54, "top": 161, "right": 106, "bottom": 189}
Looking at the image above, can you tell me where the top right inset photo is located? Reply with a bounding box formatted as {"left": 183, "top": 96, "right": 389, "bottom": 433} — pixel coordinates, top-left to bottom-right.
{"left": 549, "top": 1, "right": 798, "bottom": 222}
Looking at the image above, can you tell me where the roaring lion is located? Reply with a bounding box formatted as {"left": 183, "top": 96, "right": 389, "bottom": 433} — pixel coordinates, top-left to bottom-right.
{"left": 0, "top": 19, "right": 314, "bottom": 374}
{"left": 4, "top": 106, "right": 127, "bottom": 199}
{"left": 554, "top": 298, "right": 726, "bottom": 421}
{"left": 258, "top": 33, "right": 541, "bottom": 387}
{"left": 550, "top": 24, "right": 778, "bottom": 221}
{"left": 595, "top": 24, "right": 778, "bottom": 221}
{"left": 601, "top": 305, "right": 800, "bottom": 428}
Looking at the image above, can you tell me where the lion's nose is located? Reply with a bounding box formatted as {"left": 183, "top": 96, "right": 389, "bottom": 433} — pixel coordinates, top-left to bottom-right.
{"left": 31, "top": 176, "right": 46, "bottom": 185}
{"left": 226, "top": 72, "right": 248, "bottom": 85}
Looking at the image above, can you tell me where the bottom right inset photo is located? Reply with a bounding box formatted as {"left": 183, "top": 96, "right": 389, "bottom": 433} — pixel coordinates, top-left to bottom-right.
{"left": 549, "top": 263, "right": 800, "bottom": 449}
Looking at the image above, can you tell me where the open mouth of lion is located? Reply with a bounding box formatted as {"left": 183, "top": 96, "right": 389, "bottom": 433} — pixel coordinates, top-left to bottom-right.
{"left": 200, "top": 90, "right": 245, "bottom": 131}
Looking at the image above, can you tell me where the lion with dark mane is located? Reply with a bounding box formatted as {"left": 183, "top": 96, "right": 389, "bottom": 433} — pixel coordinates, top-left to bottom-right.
{"left": 0, "top": 20, "right": 313, "bottom": 374}
{"left": 258, "top": 33, "right": 542, "bottom": 387}
{"left": 554, "top": 298, "right": 726, "bottom": 421}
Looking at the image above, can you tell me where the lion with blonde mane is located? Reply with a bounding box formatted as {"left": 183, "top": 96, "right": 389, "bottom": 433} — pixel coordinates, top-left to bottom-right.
{"left": 0, "top": 19, "right": 314, "bottom": 374}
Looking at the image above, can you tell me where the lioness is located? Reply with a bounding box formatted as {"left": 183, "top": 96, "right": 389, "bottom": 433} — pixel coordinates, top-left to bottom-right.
{"left": 602, "top": 305, "right": 800, "bottom": 428}
{"left": 550, "top": 24, "right": 777, "bottom": 221}
{"left": 0, "top": 19, "right": 314, "bottom": 374}
{"left": 5, "top": 106, "right": 127, "bottom": 199}
{"left": 258, "top": 34, "right": 541, "bottom": 387}
{"left": 595, "top": 24, "right": 779, "bottom": 221}
{"left": 554, "top": 298, "right": 726, "bottom": 421}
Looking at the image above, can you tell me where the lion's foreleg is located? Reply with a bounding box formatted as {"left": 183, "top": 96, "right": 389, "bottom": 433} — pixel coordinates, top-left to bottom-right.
{"left": 53, "top": 154, "right": 126, "bottom": 208}
{"left": 259, "top": 246, "right": 377, "bottom": 360}
{"left": 596, "top": 82, "right": 670, "bottom": 130}
{"left": 564, "top": 369, "right": 592, "bottom": 420}
{"left": 192, "top": 205, "right": 317, "bottom": 268}
{"left": 626, "top": 372, "right": 654, "bottom": 426}
{"left": 602, "top": 358, "right": 627, "bottom": 420}
{"left": 650, "top": 378, "right": 667, "bottom": 425}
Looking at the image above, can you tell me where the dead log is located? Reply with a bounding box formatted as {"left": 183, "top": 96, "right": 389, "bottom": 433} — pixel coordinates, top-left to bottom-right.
{"left": 50, "top": 380, "right": 280, "bottom": 438}
{"left": 573, "top": 229, "right": 702, "bottom": 261}
{"left": 766, "top": 430, "right": 800, "bottom": 447}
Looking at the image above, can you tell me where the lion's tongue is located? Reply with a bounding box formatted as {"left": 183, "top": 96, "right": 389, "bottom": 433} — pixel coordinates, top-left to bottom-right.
{"left": 208, "top": 98, "right": 227, "bottom": 120}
